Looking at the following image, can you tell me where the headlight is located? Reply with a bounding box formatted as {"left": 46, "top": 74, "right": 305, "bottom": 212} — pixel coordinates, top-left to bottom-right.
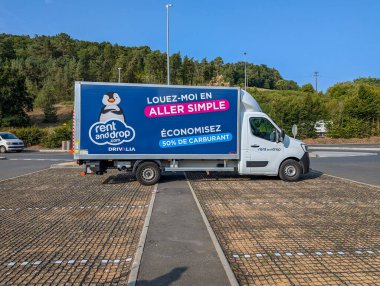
{"left": 5, "top": 141, "right": 12, "bottom": 145}
{"left": 301, "top": 144, "right": 308, "bottom": 152}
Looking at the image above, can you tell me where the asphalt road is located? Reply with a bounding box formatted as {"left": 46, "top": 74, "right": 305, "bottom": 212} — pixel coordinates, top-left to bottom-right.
{"left": 309, "top": 144, "right": 380, "bottom": 187}
{"left": 310, "top": 154, "right": 380, "bottom": 186}
{"left": 1, "top": 145, "right": 379, "bottom": 187}
{"left": 0, "top": 151, "right": 72, "bottom": 180}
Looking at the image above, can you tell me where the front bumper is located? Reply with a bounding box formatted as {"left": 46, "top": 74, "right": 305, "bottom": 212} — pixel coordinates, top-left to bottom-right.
{"left": 7, "top": 145, "right": 24, "bottom": 151}
{"left": 300, "top": 152, "right": 310, "bottom": 174}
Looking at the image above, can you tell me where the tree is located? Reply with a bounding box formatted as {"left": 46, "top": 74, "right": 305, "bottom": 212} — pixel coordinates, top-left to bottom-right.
{"left": 275, "top": 79, "right": 299, "bottom": 90}
{"left": 208, "top": 75, "right": 230, "bottom": 87}
{"left": 300, "top": 83, "right": 315, "bottom": 93}
{"left": 36, "top": 80, "right": 58, "bottom": 123}
{"left": 0, "top": 62, "right": 32, "bottom": 127}
{"left": 170, "top": 52, "right": 182, "bottom": 84}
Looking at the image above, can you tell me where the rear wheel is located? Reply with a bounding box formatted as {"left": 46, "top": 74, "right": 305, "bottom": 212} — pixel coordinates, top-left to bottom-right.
{"left": 0, "top": 146, "right": 6, "bottom": 153}
{"left": 136, "top": 162, "right": 161, "bottom": 186}
{"left": 279, "top": 159, "right": 302, "bottom": 182}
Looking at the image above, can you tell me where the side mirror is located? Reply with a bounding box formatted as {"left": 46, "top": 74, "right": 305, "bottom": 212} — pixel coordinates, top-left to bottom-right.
{"left": 276, "top": 130, "right": 285, "bottom": 143}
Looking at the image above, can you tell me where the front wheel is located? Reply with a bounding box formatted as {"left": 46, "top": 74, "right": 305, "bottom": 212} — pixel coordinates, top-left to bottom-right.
{"left": 136, "top": 162, "right": 161, "bottom": 186}
{"left": 279, "top": 159, "right": 302, "bottom": 182}
{"left": 0, "top": 146, "right": 6, "bottom": 153}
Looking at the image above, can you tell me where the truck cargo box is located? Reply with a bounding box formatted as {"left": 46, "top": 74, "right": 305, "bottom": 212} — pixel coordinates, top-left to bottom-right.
{"left": 74, "top": 82, "right": 240, "bottom": 160}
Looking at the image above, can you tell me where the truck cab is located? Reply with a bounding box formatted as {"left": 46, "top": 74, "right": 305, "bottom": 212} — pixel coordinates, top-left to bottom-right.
{"left": 238, "top": 91, "right": 309, "bottom": 181}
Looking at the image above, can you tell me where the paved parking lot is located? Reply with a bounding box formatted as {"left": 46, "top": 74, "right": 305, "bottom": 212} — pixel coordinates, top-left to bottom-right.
{"left": 187, "top": 172, "right": 380, "bottom": 286}
{"left": 0, "top": 169, "right": 152, "bottom": 285}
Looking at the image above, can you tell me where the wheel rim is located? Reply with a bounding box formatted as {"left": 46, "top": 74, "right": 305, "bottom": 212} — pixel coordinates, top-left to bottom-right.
{"left": 0, "top": 146, "right": 5, "bottom": 153}
{"left": 284, "top": 165, "right": 296, "bottom": 177}
{"left": 142, "top": 168, "right": 155, "bottom": 181}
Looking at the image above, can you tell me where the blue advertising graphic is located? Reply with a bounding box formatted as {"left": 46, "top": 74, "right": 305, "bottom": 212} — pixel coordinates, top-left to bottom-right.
{"left": 79, "top": 84, "right": 238, "bottom": 155}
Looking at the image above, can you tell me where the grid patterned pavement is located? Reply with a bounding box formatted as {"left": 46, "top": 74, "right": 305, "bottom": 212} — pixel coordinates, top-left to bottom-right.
{"left": 0, "top": 169, "right": 152, "bottom": 285}
{"left": 187, "top": 172, "right": 380, "bottom": 286}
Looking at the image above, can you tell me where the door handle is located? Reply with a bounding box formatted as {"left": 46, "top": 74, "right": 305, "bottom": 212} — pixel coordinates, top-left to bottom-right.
{"left": 251, "top": 144, "right": 260, "bottom": 148}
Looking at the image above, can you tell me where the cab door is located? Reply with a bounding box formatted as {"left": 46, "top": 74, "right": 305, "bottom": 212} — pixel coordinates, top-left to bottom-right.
{"left": 247, "top": 117, "right": 283, "bottom": 174}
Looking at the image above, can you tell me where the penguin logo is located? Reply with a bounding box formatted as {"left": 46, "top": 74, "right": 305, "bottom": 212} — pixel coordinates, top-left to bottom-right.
{"left": 99, "top": 92, "right": 126, "bottom": 123}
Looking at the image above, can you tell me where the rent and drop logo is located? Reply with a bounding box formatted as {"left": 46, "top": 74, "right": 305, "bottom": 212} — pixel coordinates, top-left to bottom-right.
{"left": 89, "top": 119, "right": 135, "bottom": 145}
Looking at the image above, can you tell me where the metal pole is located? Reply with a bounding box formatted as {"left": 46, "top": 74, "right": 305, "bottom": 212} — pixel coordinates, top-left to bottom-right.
{"left": 244, "top": 52, "right": 247, "bottom": 90}
{"left": 166, "top": 4, "right": 172, "bottom": 85}
{"left": 118, "top": 67, "right": 121, "bottom": 83}
{"left": 314, "top": 71, "right": 319, "bottom": 94}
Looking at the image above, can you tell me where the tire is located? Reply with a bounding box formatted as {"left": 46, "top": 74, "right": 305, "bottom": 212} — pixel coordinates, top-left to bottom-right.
{"left": 279, "top": 159, "right": 302, "bottom": 182}
{"left": 0, "top": 146, "right": 6, "bottom": 153}
{"left": 136, "top": 162, "right": 161, "bottom": 186}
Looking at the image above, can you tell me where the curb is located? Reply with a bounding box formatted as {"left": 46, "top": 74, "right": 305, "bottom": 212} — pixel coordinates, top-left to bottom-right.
{"left": 309, "top": 152, "right": 319, "bottom": 158}
{"left": 36, "top": 149, "right": 71, "bottom": 153}
{"left": 309, "top": 146, "right": 380, "bottom": 151}
{"left": 50, "top": 162, "right": 81, "bottom": 169}
{"left": 127, "top": 184, "right": 157, "bottom": 286}
{"left": 185, "top": 173, "right": 239, "bottom": 286}
{"left": 0, "top": 157, "right": 6, "bottom": 160}
{"left": 24, "top": 149, "right": 70, "bottom": 153}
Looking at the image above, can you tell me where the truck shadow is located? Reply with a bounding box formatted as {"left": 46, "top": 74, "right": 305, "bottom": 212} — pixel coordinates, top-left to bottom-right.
{"left": 184, "top": 170, "right": 322, "bottom": 182}
{"left": 101, "top": 170, "right": 323, "bottom": 185}
{"left": 136, "top": 267, "right": 188, "bottom": 286}
{"left": 102, "top": 173, "right": 136, "bottom": 184}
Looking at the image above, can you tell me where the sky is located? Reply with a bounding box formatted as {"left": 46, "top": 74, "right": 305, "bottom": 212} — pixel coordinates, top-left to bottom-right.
{"left": 0, "top": 0, "right": 379, "bottom": 91}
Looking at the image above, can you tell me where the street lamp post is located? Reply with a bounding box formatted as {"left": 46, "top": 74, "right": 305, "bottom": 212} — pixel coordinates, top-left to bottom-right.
{"left": 244, "top": 52, "right": 247, "bottom": 90}
{"left": 166, "top": 4, "right": 172, "bottom": 85}
{"left": 118, "top": 67, "right": 122, "bottom": 83}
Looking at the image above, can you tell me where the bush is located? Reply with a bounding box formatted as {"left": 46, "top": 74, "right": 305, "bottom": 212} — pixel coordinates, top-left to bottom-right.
{"left": 0, "top": 114, "right": 30, "bottom": 127}
{"left": 3, "top": 126, "right": 47, "bottom": 146}
{"left": 327, "top": 118, "right": 371, "bottom": 138}
{"left": 42, "top": 124, "right": 72, "bottom": 148}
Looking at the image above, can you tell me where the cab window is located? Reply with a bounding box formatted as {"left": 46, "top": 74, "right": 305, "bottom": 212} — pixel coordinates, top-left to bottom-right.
{"left": 250, "top": 117, "right": 277, "bottom": 142}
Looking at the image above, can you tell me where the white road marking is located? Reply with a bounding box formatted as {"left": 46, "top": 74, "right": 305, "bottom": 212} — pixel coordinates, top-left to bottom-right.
{"left": 8, "top": 159, "right": 72, "bottom": 162}
{"left": 314, "top": 151, "right": 378, "bottom": 158}
{"left": 232, "top": 249, "right": 380, "bottom": 260}
{"left": 0, "top": 205, "right": 147, "bottom": 212}
{"left": 5, "top": 257, "right": 133, "bottom": 267}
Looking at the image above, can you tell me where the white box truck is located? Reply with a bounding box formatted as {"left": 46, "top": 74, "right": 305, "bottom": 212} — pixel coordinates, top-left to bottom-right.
{"left": 73, "top": 82, "right": 309, "bottom": 185}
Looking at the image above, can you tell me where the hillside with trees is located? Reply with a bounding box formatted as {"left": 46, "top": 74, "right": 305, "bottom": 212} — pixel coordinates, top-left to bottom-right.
{"left": 0, "top": 33, "right": 379, "bottom": 143}
{"left": 251, "top": 78, "right": 380, "bottom": 138}
{"left": 0, "top": 33, "right": 293, "bottom": 127}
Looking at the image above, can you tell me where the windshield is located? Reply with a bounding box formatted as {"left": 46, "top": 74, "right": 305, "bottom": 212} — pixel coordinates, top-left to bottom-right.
{"left": 0, "top": 133, "right": 18, "bottom": 139}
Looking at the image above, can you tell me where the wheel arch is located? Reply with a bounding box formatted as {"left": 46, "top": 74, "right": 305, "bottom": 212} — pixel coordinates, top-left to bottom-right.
{"left": 132, "top": 160, "right": 162, "bottom": 173}
{"left": 278, "top": 157, "right": 302, "bottom": 175}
